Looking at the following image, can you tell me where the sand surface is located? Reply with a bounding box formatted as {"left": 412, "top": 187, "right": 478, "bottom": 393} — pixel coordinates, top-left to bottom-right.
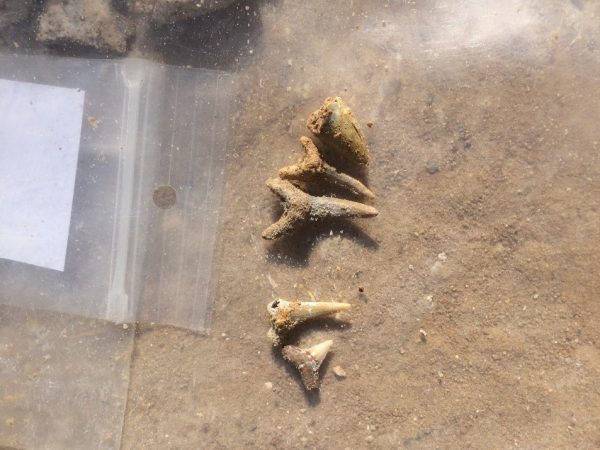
{"left": 122, "top": 1, "right": 600, "bottom": 448}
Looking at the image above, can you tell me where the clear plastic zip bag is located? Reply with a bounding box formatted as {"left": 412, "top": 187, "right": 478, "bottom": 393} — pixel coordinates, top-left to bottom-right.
{"left": 0, "top": 54, "right": 234, "bottom": 330}
{"left": 0, "top": 53, "right": 234, "bottom": 450}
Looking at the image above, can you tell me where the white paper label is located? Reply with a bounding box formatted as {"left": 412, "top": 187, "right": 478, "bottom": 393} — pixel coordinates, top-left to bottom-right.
{"left": 0, "top": 79, "right": 85, "bottom": 271}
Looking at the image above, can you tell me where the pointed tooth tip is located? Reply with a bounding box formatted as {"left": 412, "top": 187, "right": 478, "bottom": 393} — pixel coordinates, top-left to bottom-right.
{"left": 365, "top": 205, "right": 379, "bottom": 217}
{"left": 291, "top": 301, "right": 352, "bottom": 319}
{"left": 364, "top": 189, "right": 376, "bottom": 199}
{"left": 320, "top": 301, "right": 351, "bottom": 312}
{"left": 308, "top": 340, "right": 333, "bottom": 364}
{"left": 309, "top": 301, "right": 351, "bottom": 308}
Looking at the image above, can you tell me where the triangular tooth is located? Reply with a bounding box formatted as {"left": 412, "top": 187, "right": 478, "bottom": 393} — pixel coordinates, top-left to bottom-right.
{"left": 307, "top": 340, "right": 333, "bottom": 367}
{"left": 306, "top": 96, "right": 369, "bottom": 167}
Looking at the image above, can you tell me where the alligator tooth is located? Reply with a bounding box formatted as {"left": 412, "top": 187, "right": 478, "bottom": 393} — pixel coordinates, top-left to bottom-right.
{"left": 282, "top": 340, "right": 333, "bottom": 391}
{"left": 267, "top": 299, "right": 351, "bottom": 346}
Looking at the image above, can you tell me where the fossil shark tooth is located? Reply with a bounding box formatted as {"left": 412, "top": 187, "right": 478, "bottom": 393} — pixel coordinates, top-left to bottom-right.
{"left": 262, "top": 178, "right": 378, "bottom": 240}
{"left": 282, "top": 339, "right": 333, "bottom": 390}
{"left": 279, "top": 136, "right": 375, "bottom": 199}
{"left": 307, "top": 97, "right": 370, "bottom": 167}
{"left": 267, "top": 299, "right": 351, "bottom": 346}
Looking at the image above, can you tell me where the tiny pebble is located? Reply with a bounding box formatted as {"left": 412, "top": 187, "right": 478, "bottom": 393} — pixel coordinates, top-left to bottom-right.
{"left": 333, "top": 366, "right": 347, "bottom": 378}
{"left": 419, "top": 329, "right": 427, "bottom": 342}
{"left": 366, "top": 122, "right": 374, "bottom": 128}
{"left": 366, "top": 435, "right": 374, "bottom": 443}
{"left": 122, "top": 323, "right": 129, "bottom": 329}
{"left": 264, "top": 382, "right": 273, "bottom": 389}
{"left": 437, "top": 252, "right": 447, "bottom": 261}
{"left": 426, "top": 162, "right": 439, "bottom": 174}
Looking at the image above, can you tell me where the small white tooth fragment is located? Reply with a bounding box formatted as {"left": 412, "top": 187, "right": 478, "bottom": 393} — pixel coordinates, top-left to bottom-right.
{"left": 332, "top": 365, "right": 347, "bottom": 378}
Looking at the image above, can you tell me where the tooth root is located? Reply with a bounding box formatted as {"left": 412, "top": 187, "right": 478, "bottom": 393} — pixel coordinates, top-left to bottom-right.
{"left": 266, "top": 177, "right": 310, "bottom": 205}
{"left": 263, "top": 178, "right": 377, "bottom": 240}
{"left": 307, "top": 339, "right": 333, "bottom": 367}
{"left": 261, "top": 206, "right": 307, "bottom": 240}
{"left": 267, "top": 327, "right": 281, "bottom": 346}
{"left": 262, "top": 178, "right": 311, "bottom": 240}
{"left": 278, "top": 136, "right": 322, "bottom": 179}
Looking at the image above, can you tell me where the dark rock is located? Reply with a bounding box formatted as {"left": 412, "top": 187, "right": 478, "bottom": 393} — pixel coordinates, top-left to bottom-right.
{"left": 426, "top": 162, "right": 439, "bottom": 174}
{"left": 131, "top": 0, "right": 239, "bottom": 24}
{"left": 0, "top": 0, "right": 35, "bottom": 28}
{"left": 37, "top": 0, "right": 135, "bottom": 54}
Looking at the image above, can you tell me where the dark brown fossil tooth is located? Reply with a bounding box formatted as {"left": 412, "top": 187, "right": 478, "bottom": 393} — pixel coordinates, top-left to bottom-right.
{"left": 279, "top": 136, "right": 375, "bottom": 199}
{"left": 282, "top": 340, "right": 333, "bottom": 391}
{"left": 262, "top": 178, "right": 378, "bottom": 240}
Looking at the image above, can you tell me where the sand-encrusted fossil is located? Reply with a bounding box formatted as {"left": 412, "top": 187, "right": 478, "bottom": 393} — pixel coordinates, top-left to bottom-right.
{"left": 282, "top": 340, "right": 333, "bottom": 390}
{"left": 307, "top": 97, "right": 370, "bottom": 167}
{"left": 279, "top": 136, "right": 375, "bottom": 199}
{"left": 262, "top": 178, "right": 378, "bottom": 240}
{"left": 267, "top": 299, "right": 351, "bottom": 346}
